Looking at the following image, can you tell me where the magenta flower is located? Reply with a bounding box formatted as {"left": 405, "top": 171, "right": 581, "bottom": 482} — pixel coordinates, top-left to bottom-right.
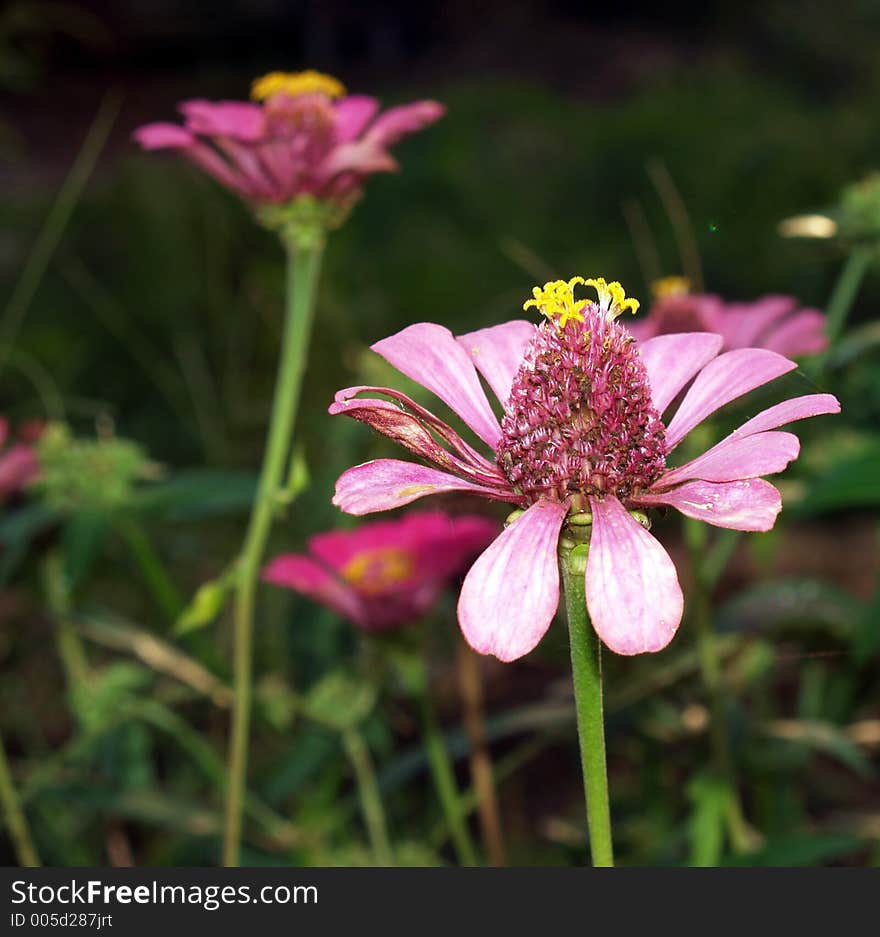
{"left": 329, "top": 277, "right": 840, "bottom": 661}
{"left": 263, "top": 510, "right": 498, "bottom": 632}
{"left": 133, "top": 69, "right": 444, "bottom": 216}
{"left": 0, "top": 418, "right": 40, "bottom": 503}
{"left": 627, "top": 277, "right": 828, "bottom": 358}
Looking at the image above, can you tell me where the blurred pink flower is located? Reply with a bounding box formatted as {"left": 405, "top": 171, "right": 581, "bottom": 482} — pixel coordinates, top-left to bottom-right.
{"left": 628, "top": 278, "right": 827, "bottom": 357}
{"left": 133, "top": 70, "right": 444, "bottom": 212}
{"left": 329, "top": 277, "right": 840, "bottom": 661}
{"left": 0, "top": 417, "right": 41, "bottom": 502}
{"left": 263, "top": 510, "right": 498, "bottom": 632}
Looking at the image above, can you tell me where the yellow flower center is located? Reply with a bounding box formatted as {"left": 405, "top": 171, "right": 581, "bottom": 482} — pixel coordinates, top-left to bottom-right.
{"left": 340, "top": 547, "right": 414, "bottom": 596}
{"left": 523, "top": 276, "right": 639, "bottom": 327}
{"left": 250, "top": 70, "right": 346, "bottom": 102}
{"left": 651, "top": 275, "right": 691, "bottom": 299}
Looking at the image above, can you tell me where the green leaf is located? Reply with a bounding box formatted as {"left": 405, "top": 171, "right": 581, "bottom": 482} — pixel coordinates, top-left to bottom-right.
{"left": 0, "top": 503, "right": 57, "bottom": 584}
{"left": 793, "top": 440, "right": 880, "bottom": 515}
{"left": 716, "top": 578, "right": 864, "bottom": 639}
{"left": 175, "top": 570, "right": 236, "bottom": 635}
{"left": 721, "top": 833, "right": 864, "bottom": 867}
{"left": 61, "top": 511, "right": 109, "bottom": 590}
{"left": 760, "top": 719, "right": 875, "bottom": 778}
{"left": 131, "top": 469, "right": 257, "bottom": 521}
{"left": 687, "top": 774, "right": 732, "bottom": 867}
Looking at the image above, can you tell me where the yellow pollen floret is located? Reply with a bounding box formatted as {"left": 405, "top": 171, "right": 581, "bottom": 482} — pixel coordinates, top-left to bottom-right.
{"left": 523, "top": 277, "right": 588, "bottom": 327}
{"left": 584, "top": 277, "right": 640, "bottom": 318}
{"left": 341, "top": 547, "right": 414, "bottom": 596}
{"left": 651, "top": 275, "right": 691, "bottom": 299}
{"left": 250, "top": 70, "right": 346, "bottom": 102}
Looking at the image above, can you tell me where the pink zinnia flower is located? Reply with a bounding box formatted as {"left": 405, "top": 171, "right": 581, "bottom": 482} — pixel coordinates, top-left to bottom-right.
{"left": 133, "top": 69, "right": 444, "bottom": 216}
{"left": 0, "top": 418, "right": 41, "bottom": 502}
{"left": 329, "top": 277, "right": 840, "bottom": 661}
{"left": 263, "top": 511, "right": 498, "bottom": 632}
{"left": 628, "top": 277, "right": 828, "bottom": 358}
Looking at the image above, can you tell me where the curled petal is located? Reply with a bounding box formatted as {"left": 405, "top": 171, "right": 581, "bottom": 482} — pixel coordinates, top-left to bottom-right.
{"left": 729, "top": 393, "right": 840, "bottom": 439}
{"left": 586, "top": 496, "right": 683, "bottom": 655}
{"left": 636, "top": 478, "right": 782, "bottom": 531}
{"left": 372, "top": 323, "right": 502, "bottom": 448}
{"left": 637, "top": 333, "right": 724, "bottom": 414}
{"left": 458, "top": 500, "right": 567, "bottom": 662}
{"left": 330, "top": 385, "right": 503, "bottom": 478}
{"left": 457, "top": 320, "right": 536, "bottom": 407}
{"left": 658, "top": 430, "right": 800, "bottom": 485}
{"left": 333, "top": 459, "right": 518, "bottom": 515}
{"left": 664, "top": 348, "right": 796, "bottom": 451}
{"left": 262, "top": 554, "right": 366, "bottom": 625}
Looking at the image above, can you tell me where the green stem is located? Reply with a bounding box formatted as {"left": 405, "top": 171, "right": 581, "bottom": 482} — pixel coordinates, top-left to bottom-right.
{"left": 823, "top": 246, "right": 872, "bottom": 349}
{"left": 0, "top": 92, "right": 121, "bottom": 375}
{"left": 222, "top": 238, "right": 325, "bottom": 867}
{"left": 0, "top": 733, "right": 40, "bottom": 867}
{"left": 342, "top": 728, "right": 394, "bottom": 866}
{"left": 683, "top": 517, "right": 752, "bottom": 853}
{"left": 560, "top": 548, "right": 614, "bottom": 867}
{"left": 43, "top": 553, "right": 91, "bottom": 696}
{"left": 118, "top": 519, "right": 183, "bottom": 626}
{"left": 417, "top": 655, "right": 479, "bottom": 866}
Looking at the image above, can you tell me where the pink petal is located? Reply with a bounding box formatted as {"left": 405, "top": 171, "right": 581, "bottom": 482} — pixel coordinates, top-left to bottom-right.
{"left": 664, "top": 348, "right": 797, "bottom": 451}
{"left": 333, "top": 459, "right": 519, "bottom": 515}
{"left": 728, "top": 393, "right": 840, "bottom": 440}
{"left": 0, "top": 444, "right": 38, "bottom": 498}
{"left": 320, "top": 139, "right": 399, "bottom": 178}
{"left": 132, "top": 123, "right": 196, "bottom": 150}
{"left": 334, "top": 95, "right": 381, "bottom": 142}
{"left": 372, "top": 323, "right": 502, "bottom": 448}
{"left": 636, "top": 479, "right": 782, "bottom": 531}
{"left": 179, "top": 99, "right": 265, "bottom": 140}
{"left": 761, "top": 309, "right": 828, "bottom": 357}
{"left": 262, "top": 554, "right": 365, "bottom": 624}
{"left": 715, "top": 295, "right": 795, "bottom": 348}
{"left": 637, "top": 333, "right": 724, "bottom": 414}
{"left": 458, "top": 500, "right": 567, "bottom": 662}
{"left": 329, "top": 385, "right": 503, "bottom": 479}
{"left": 658, "top": 431, "right": 800, "bottom": 485}
{"left": 457, "top": 320, "right": 536, "bottom": 406}
{"left": 363, "top": 100, "right": 446, "bottom": 148}
{"left": 585, "top": 496, "right": 683, "bottom": 655}
{"left": 308, "top": 510, "right": 496, "bottom": 576}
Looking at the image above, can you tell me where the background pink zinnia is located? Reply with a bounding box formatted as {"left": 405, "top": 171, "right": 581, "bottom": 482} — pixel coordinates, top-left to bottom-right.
{"left": 133, "top": 69, "right": 444, "bottom": 214}
{"left": 263, "top": 510, "right": 498, "bottom": 632}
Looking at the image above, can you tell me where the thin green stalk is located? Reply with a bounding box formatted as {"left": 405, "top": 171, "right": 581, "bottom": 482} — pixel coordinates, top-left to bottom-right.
{"left": 560, "top": 546, "right": 614, "bottom": 867}
{"left": 683, "top": 517, "right": 752, "bottom": 853}
{"left": 118, "top": 519, "right": 183, "bottom": 626}
{"left": 342, "top": 728, "right": 394, "bottom": 866}
{"left": 823, "top": 246, "right": 872, "bottom": 350}
{"left": 417, "top": 655, "right": 479, "bottom": 866}
{"left": 43, "top": 553, "right": 91, "bottom": 695}
{"left": 0, "top": 92, "right": 121, "bottom": 374}
{"left": 223, "top": 239, "right": 325, "bottom": 867}
{"left": 0, "top": 733, "right": 40, "bottom": 867}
